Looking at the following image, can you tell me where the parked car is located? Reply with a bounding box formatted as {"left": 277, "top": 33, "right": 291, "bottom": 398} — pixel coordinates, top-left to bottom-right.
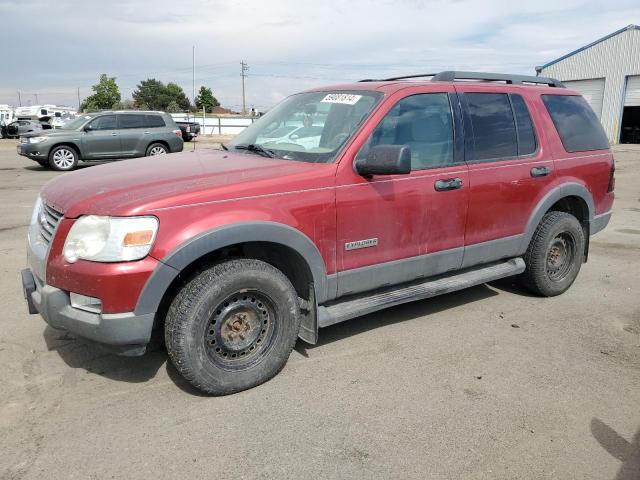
{"left": 175, "top": 121, "right": 200, "bottom": 142}
{"left": 6, "top": 120, "right": 43, "bottom": 138}
{"left": 22, "top": 71, "right": 614, "bottom": 395}
{"left": 17, "top": 111, "right": 183, "bottom": 170}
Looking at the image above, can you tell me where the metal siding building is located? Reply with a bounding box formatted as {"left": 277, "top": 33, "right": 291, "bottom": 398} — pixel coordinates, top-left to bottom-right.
{"left": 536, "top": 25, "right": 640, "bottom": 144}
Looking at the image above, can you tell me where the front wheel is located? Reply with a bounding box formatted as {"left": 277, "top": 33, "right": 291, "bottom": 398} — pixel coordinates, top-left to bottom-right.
{"left": 521, "top": 211, "right": 585, "bottom": 297}
{"left": 165, "top": 259, "right": 301, "bottom": 395}
{"left": 48, "top": 146, "right": 78, "bottom": 171}
{"left": 146, "top": 143, "right": 168, "bottom": 156}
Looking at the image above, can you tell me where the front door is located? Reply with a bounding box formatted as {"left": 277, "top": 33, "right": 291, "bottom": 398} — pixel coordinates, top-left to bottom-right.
{"left": 335, "top": 88, "right": 468, "bottom": 298}
{"left": 82, "top": 114, "right": 120, "bottom": 159}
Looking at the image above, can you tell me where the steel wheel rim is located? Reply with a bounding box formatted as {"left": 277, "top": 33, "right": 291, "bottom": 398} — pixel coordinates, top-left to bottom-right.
{"left": 546, "top": 232, "right": 576, "bottom": 281}
{"left": 204, "top": 290, "right": 278, "bottom": 370}
{"left": 53, "top": 149, "right": 74, "bottom": 168}
{"left": 149, "top": 146, "right": 166, "bottom": 155}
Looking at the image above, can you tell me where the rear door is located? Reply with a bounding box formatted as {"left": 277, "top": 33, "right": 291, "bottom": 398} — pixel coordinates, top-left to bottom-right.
{"left": 457, "top": 87, "right": 554, "bottom": 267}
{"left": 118, "top": 114, "right": 149, "bottom": 156}
{"left": 82, "top": 115, "right": 120, "bottom": 159}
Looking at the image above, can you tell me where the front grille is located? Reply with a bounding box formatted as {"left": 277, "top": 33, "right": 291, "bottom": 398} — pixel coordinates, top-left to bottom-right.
{"left": 39, "top": 203, "right": 63, "bottom": 245}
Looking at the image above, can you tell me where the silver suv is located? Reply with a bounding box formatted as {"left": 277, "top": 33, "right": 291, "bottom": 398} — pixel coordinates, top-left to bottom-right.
{"left": 17, "top": 111, "right": 184, "bottom": 171}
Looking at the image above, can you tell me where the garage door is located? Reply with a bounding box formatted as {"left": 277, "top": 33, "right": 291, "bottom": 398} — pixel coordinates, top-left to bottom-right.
{"left": 564, "top": 78, "right": 605, "bottom": 119}
{"left": 624, "top": 75, "right": 640, "bottom": 106}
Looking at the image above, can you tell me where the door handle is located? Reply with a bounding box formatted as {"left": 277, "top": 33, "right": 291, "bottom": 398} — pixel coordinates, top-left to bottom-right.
{"left": 434, "top": 178, "right": 463, "bottom": 192}
{"left": 111, "top": 132, "right": 118, "bottom": 136}
{"left": 531, "top": 166, "right": 550, "bottom": 177}
{"left": 143, "top": 131, "right": 150, "bottom": 135}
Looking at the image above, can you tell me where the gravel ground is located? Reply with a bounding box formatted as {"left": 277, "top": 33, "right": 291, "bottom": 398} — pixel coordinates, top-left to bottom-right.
{"left": 0, "top": 139, "right": 638, "bottom": 480}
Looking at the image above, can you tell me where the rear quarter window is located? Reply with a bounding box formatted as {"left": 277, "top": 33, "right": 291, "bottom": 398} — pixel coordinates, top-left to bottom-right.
{"left": 146, "top": 115, "right": 166, "bottom": 128}
{"left": 542, "top": 95, "right": 609, "bottom": 152}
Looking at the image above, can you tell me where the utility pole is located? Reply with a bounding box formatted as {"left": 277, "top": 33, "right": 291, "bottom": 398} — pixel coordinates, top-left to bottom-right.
{"left": 77, "top": 87, "right": 81, "bottom": 111}
{"left": 192, "top": 46, "right": 195, "bottom": 108}
{"left": 17, "top": 91, "right": 22, "bottom": 106}
{"left": 34, "top": 93, "right": 39, "bottom": 104}
{"left": 240, "top": 61, "right": 249, "bottom": 114}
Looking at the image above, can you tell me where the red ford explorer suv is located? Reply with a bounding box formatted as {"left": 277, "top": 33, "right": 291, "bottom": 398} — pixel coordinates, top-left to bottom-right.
{"left": 22, "top": 71, "right": 614, "bottom": 395}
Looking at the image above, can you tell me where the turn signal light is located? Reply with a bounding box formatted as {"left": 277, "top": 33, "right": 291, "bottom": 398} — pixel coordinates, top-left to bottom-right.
{"left": 123, "top": 230, "right": 154, "bottom": 247}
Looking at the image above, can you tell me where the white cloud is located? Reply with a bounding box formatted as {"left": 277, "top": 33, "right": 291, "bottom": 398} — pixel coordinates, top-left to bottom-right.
{"left": 1, "top": 0, "right": 639, "bottom": 109}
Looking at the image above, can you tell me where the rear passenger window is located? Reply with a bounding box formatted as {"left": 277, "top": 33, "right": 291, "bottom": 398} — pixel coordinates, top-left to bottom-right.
{"left": 542, "top": 95, "right": 609, "bottom": 152}
{"left": 510, "top": 94, "right": 537, "bottom": 155}
{"left": 465, "top": 93, "right": 517, "bottom": 160}
{"left": 119, "top": 114, "right": 146, "bottom": 129}
{"left": 146, "top": 115, "right": 166, "bottom": 128}
{"left": 357, "top": 93, "right": 454, "bottom": 170}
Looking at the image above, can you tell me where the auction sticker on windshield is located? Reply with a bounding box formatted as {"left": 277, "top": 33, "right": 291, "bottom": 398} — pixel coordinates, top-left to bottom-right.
{"left": 321, "top": 93, "right": 362, "bottom": 105}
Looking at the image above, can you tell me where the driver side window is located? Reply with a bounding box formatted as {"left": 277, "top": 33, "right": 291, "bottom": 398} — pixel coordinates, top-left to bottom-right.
{"left": 89, "top": 115, "right": 117, "bottom": 131}
{"left": 357, "top": 93, "right": 454, "bottom": 170}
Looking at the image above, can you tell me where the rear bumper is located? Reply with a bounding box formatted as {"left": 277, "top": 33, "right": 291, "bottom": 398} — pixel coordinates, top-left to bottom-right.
{"left": 21, "top": 267, "right": 154, "bottom": 356}
{"left": 591, "top": 211, "right": 612, "bottom": 235}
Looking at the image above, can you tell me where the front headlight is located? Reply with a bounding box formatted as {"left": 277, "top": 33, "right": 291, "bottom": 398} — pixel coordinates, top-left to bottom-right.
{"left": 63, "top": 215, "right": 158, "bottom": 263}
{"left": 28, "top": 136, "right": 48, "bottom": 144}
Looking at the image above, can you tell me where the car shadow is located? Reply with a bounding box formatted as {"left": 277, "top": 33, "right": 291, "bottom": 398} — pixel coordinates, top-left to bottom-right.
{"left": 295, "top": 283, "right": 500, "bottom": 356}
{"left": 43, "top": 326, "right": 167, "bottom": 384}
{"left": 43, "top": 283, "right": 503, "bottom": 394}
{"left": 590, "top": 418, "right": 640, "bottom": 479}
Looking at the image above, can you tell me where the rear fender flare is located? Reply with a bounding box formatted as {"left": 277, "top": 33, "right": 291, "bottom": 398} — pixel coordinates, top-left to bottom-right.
{"left": 519, "top": 182, "right": 594, "bottom": 252}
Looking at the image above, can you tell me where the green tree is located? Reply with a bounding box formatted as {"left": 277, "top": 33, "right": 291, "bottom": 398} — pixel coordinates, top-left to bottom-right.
{"left": 80, "top": 74, "right": 121, "bottom": 111}
{"left": 166, "top": 101, "right": 181, "bottom": 113}
{"left": 195, "top": 86, "right": 220, "bottom": 112}
{"left": 132, "top": 79, "right": 191, "bottom": 111}
{"left": 111, "top": 99, "right": 135, "bottom": 110}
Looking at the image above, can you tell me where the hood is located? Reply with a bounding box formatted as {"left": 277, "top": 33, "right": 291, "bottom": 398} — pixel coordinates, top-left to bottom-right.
{"left": 23, "top": 129, "right": 78, "bottom": 139}
{"left": 41, "top": 149, "right": 336, "bottom": 218}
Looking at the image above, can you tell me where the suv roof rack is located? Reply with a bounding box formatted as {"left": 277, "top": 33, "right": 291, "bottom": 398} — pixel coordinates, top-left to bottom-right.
{"left": 359, "top": 71, "right": 565, "bottom": 88}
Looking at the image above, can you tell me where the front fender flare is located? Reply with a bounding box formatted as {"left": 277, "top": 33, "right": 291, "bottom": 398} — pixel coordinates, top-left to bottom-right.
{"left": 134, "top": 221, "right": 329, "bottom": 316}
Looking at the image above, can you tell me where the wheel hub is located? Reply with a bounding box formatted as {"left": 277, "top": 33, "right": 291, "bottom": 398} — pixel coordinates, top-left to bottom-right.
{"left": 204, "top": 292, "right": 273, "bottom": 363}
{"left": 546, "top": 233, "right": 574, "bottom": 281}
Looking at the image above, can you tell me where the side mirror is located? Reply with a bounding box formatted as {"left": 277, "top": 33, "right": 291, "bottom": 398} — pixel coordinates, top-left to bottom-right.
{"left": 84, "top": 124, "right": 93, "bottom": 132}
{"left": 355, "top": 145, "right": 411, "bottom": 176}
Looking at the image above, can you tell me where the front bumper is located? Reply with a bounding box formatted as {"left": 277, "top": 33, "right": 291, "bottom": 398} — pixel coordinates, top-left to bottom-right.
{"left": 17, "top": 142, "right": 49, "bottom": 160}
{"left": 21, "top": 267, "right": 154, "bottom": 356}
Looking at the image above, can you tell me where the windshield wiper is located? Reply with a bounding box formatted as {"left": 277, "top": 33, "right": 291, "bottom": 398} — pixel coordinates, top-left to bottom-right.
{"left": 233, "top": 143, "right": 276, "bottom": 158}
{"left": 220, "top": 143, "right": 229, "bottom": 151}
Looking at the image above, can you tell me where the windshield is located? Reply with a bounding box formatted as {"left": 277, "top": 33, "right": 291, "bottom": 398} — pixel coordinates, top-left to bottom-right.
{"left": 228, "top": 91, "right": 382, "bottom": 163}
{"left": 62, "top": 114, "right": 95, "bottom": 130}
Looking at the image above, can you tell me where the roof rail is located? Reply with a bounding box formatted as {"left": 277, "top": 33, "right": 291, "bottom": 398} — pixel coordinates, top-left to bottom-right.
{"left": 359, "top": 71, "right": 565, "bottom": 88}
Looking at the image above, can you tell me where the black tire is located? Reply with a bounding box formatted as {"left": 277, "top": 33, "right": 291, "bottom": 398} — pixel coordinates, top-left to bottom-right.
{"left": 521, "top": 211, "right": 585, "bottom": 297}
{"left": 165, "top": 259, "right": 301, "bottom": 395}
{"left": 146, "top": 142, "right": 168, "bottom": 156}
{"left": 183, "top": 134, "right": 192, "bottom": 142}
{"left": 48, "top": 145, "right": 78, "bottom": 171}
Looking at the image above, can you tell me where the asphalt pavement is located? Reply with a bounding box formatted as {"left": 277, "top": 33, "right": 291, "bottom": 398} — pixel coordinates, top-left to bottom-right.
{"left": 1, "top": 139, "right": 638, "bottom": 479}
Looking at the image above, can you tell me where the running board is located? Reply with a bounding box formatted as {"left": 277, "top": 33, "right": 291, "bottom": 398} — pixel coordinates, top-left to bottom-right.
{"left": 318, "top": 258, "right": 525, "bottom": 328}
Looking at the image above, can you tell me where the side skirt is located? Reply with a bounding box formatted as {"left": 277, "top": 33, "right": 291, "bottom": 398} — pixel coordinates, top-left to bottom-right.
{"left": 317, "top": 257, "right": 525, "bottom": 328}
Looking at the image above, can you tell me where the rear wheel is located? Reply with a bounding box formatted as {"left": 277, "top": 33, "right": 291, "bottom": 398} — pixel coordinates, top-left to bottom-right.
{"left": 165, "top": 259, "right": 301, "bottom": 395}
{"left": 48, "top": 146, "right": 78, "bottom": 171}
{"left": 521, "top": 211, "right": 585, "bottom": 296}
{"left": 146, "top": 143, "right": 168, "bottom": 156}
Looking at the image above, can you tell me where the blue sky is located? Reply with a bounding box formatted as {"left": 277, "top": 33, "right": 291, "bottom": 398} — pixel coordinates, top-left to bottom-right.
{"left": 1, "top": 0, "right": 639, "bottom": 110}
